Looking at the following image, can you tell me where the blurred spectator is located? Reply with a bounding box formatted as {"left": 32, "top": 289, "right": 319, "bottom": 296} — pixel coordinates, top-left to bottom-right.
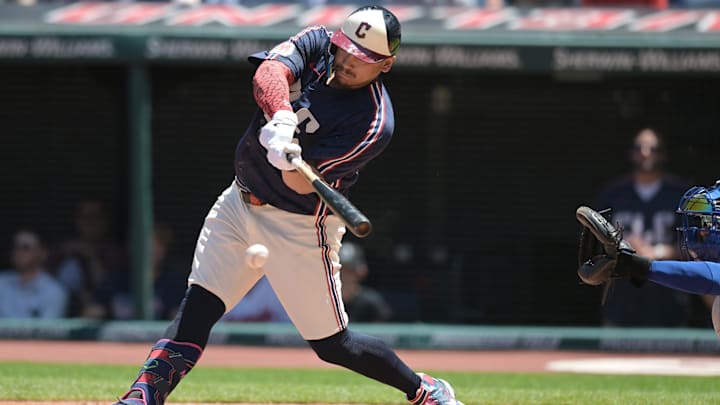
{"left": 414, "top": 244, "right": 459, "bottom": 322}
{"left": 87, "top": 222, "right": 188, "bottom": 320}
{"left": 593, "top": 127, "right": 693, "bottom": 327}
{"left": 340, "top": 241, "right": 392, "bottom": 323}
{"left": 371, "top": 242, "right": 422, "bottom": 322}
{"left": 0, "top": 229, "right": 68, "bottom": 318}
{"left": 222, "top": 276, "right": 291, "bottom": 322}
{"left": 47, "top": 199, "right": 126, "bottom": 317}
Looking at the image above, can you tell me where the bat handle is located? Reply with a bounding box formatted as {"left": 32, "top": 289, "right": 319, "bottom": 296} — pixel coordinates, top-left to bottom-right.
{"left": 286, "top": 153, "right": 320, "bottom": 182}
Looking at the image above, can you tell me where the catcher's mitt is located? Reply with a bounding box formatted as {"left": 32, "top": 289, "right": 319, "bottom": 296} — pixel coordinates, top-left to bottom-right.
{"left": 575, "top": 206, "right": 636, "bottom": 292}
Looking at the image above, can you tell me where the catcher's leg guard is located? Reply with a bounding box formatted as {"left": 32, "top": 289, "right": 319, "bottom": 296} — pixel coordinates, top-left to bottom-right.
{"left": 114, "top": 339, "right": 202, "bottom": 405}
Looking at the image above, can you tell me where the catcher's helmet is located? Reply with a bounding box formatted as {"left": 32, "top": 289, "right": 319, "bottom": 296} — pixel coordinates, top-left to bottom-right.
{"left": 330, "top": 5, "right": 401, "bottom": 64}
{"left": 677, "top": 180, "right": 720, "bottom": 262}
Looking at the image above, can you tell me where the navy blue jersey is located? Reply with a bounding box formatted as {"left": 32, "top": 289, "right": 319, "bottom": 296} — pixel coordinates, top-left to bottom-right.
{"left": 235, "top": 26, "right": 394, "bottom": 216}
{"left": 593, "top": 174, "right": 691, "bottom": 245}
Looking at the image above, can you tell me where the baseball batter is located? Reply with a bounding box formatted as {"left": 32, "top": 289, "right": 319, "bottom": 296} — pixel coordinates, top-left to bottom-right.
{"left": 113, "top": 6, "right": 463, "bottom": 405}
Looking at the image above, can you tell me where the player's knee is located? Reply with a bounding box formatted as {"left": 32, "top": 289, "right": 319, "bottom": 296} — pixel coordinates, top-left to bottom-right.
{"left": 307, "top": 329, "right": 353, "bottom": 365}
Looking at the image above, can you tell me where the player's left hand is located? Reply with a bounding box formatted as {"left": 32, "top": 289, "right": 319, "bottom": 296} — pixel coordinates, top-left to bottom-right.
{"left": 266, "top": 141, "right": 301, "bottom": 171}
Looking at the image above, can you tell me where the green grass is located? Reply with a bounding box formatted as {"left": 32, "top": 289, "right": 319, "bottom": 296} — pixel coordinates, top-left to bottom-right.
{"left": 1, "top": 362, "right": 720, "bottom": 405}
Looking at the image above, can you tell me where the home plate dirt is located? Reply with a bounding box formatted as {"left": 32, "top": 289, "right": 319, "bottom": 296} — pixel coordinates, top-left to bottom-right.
{"left": 2, "top": 339, "right": 720, "bottom": 405}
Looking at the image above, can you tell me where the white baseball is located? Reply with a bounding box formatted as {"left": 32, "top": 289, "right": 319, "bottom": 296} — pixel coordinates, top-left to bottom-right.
{"left": 245, "top": 244, "right": 269, "bottom": 269}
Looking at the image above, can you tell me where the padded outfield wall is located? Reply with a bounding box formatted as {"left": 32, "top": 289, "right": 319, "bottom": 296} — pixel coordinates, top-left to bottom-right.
{"left": 0, "top": 2, "right": 719, "bottom": 325}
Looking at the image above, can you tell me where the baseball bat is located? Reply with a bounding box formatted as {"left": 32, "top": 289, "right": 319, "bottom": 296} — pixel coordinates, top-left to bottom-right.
{"left": 287, "top": 154, "right": 372, "bottom": 238}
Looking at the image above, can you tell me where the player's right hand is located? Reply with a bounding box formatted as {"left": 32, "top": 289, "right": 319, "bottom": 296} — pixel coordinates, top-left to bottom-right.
{"left": 266, "top": 141, "right": 302, "bottom": 171}
{"left": 259, "top": 110, "right": 298, "bottom": 150}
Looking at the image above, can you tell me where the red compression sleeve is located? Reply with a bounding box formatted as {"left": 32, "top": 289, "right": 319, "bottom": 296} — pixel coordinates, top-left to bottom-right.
{"left": 253, "top": 60, "right": 294, "bottom": 117}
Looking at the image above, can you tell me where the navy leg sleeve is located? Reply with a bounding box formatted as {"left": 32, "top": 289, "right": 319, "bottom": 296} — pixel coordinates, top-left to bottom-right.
{"left": 308, "top": 329, "right": 421, "bottom": 399}
{"left": 164, "top": 284, "right": 226, "bottom": 348}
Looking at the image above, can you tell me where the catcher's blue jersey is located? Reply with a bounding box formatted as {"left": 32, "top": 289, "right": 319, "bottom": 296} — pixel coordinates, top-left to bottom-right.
{"left": 234, "top": 26, "right": 394, "bottom": 216}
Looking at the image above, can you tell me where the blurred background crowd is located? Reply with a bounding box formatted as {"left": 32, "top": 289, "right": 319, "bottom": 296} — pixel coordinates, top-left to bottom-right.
{"left": 0, "top": 203, "right": 405, "bottom": 322}
{"left": 2, "top": 126, "right": 711, "bottom": 327}
{"left": 0, "top": 198, "right": 433, "bottom": 323}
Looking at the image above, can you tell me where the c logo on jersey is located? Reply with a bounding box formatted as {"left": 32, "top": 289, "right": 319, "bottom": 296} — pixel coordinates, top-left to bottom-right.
{"left": 354, "top": 22, "right": 371, "bottom": 39}
{"left": 295, "top": 108, "right": 319, "bottom": 135}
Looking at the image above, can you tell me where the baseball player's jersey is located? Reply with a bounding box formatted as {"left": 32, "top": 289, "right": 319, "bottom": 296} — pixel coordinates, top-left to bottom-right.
{"left": 234, "top": 26, "right": 394, "bottom": 215}
{"left": 594, "top": 174, "right": 690, "bottom": 245}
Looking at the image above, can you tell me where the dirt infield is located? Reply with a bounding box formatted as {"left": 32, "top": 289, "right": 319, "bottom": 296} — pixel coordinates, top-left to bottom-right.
{"left": 0, "top": 339, "right": 637, "bottom": 372}
{"left": 4, "top": 339, "right": 720, "bottom": 373}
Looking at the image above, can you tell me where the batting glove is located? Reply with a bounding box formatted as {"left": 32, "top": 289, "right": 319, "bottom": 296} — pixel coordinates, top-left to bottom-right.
{"left": 266, "top": 141, "right": 301, "bottom": 171}
{"left": 259, "top": 110, "right": 298, "bottom": 150}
